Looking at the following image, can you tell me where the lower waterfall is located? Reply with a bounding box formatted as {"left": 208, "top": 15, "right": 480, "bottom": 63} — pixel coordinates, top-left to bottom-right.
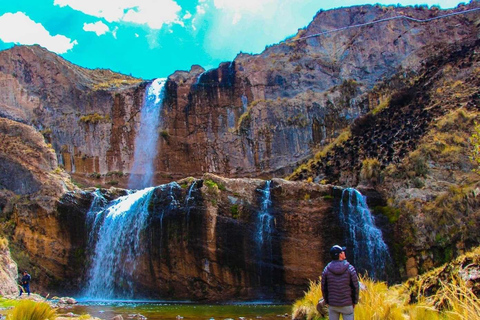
{"left": 83, "top": 187, "right": 155, "bottom": 299}
{"left": 339, "top": 188, "right": 391, "bottom": 280}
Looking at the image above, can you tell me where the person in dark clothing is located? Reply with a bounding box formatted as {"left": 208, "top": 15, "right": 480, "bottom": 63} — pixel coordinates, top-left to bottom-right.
{"left": 19, "top": 270, "right": 31, "bottom": 296}
{"left": 321, "top": 245, "right": 359, "bottom": 320}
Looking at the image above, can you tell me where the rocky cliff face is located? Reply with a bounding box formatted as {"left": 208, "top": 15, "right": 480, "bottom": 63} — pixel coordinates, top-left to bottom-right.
{"left": 0, "top": 238, "right": 18, "bottom": 296}
{"left": 157, "top": 2, "right": 480, "bottom": 181}
{"left": 1, "top": 1, "right": 480, "bottom": 301}
{"left": 0, "top": 3, "right": 478, "bottom": 187}
{"left": 0, "top": 45, "right": 145, "bottom": 187}
{"left": 289, "top": 38, "right": 480, "bottom": 277}
{"left": 43, "top": 174, "right": 348, "bottom": 300}
{"left": 0, "top": 117, "right": 78, "bottom": 294}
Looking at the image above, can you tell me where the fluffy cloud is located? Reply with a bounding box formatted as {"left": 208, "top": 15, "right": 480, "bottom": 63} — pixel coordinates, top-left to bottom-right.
{"left": 54, "top": 0, "right": 183, "bottom": 29}
{"left": 83, "top": 21, "right": 110, "bottom": 36}
{"left": 0, "top": 12, "right": 77, "bottom": 53}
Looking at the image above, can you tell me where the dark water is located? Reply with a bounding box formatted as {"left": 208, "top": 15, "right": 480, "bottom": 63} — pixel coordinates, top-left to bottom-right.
{"left": 58, "top": 302, "right": 291, "bottom": 320}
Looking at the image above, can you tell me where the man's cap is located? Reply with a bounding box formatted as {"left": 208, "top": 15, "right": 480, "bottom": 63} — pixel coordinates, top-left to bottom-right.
{"left": 330, "top": 245, "right": 346, "bottom": 258}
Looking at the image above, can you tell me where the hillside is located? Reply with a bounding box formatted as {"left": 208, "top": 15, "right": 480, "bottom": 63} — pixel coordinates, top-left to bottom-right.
{"left": 0, "top": 0, "right": 479, "bottom": 299}
{"left": 288, "top": 37, "right": 480, "bottom": 276}
{"left": 0, "top": 2, "right": 478, "bottom": 187}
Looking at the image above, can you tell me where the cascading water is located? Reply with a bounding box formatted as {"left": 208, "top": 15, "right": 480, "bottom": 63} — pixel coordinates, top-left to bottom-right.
{"left": 184, "top": 181, "right": 197, "bottom": 224}
{"left": 256, "top": 181, "right": 274, "bottom": 250}
{"left": 339, "top": 188, "right": 391, "bottom": 280}
{"left": 241, "top": 94, "right": 248, "bottom": 113}
{"left": 128, "top": 78, "right": 166, "bottom": 190}
{"left": 255, "top": 181, "right": 275, "bottom": 297}
{"left": 84, "top": 187, "right": 155, "bottom": 299}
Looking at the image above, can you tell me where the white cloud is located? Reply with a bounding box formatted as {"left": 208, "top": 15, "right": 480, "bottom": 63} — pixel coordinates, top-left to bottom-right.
{"left": 183, "top": 11, "right": 192, "bottom": 20}
{"left": 83, "top": 21, "right": 110, "bottom": 36}
{"left": 0, "top": 12, "right": 77, "bottom": 54}
{"left": 54, "top": 0, "right": 183, "bottom": 29}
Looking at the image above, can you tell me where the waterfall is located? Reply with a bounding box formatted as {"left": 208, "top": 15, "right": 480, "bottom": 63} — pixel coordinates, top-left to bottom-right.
{"left": 256, "top": 181, "right": 274, "bottom": 249}
{"left": 339, "top": 188, "right": 391, "bottom": 280}
{"left": 128, "top": 78, "right": 166, "bottom": 190}
{"left": 84, "top": 187, "right": 155, "bottom": 299}
{"left": 255, "top": 181, "right": 275, "bottom": 297}
{"left": 184, "top": 181, "right": 197, "bottom": 224}
{"left": 195, "top": 71, "right": 205, "bottom": 85}
{"left": 241, "top": 94, "right": 248, "bottom": 113}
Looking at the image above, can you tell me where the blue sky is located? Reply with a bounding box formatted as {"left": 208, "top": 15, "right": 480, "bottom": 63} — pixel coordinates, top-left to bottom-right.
{"left": 0, "top": 0, "right": 465, "bottom": 79}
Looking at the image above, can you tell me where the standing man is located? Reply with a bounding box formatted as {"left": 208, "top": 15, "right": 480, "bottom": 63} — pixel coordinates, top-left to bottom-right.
{"left": 19, "top": 270, "right": 31, "bottom": 296}
{"left": 321, "top": 245, "right": 359, "bottom": 320}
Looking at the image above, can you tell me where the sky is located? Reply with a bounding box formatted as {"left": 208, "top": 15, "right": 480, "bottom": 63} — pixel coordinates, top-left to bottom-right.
{"left": 0, "top": 0, "right": 467, "bottom": 79}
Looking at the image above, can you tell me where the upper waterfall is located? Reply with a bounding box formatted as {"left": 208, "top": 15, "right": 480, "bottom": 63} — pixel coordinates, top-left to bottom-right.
{"left": 128, "top": 78, "right": 166, "bottom": 189}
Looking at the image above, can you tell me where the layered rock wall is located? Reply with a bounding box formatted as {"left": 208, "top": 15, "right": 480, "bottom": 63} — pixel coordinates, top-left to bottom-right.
{"left": 0, "top": 4, "right": 478, "bottom": 186}
{"left": 12, "top": 174, "right": 350, "bottom": 300}
{"left": 0, "top": 240, "right": 18, "bottom": 296}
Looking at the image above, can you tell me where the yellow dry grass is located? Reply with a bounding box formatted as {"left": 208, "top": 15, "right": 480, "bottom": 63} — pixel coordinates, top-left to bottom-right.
{"left": 292, "top": 264, "right": 480, "bottom": 320}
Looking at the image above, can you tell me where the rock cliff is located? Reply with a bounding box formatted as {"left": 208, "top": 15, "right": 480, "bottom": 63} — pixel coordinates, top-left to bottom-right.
{"left": 0, "top": 3, "right": 478, "bottom": 187}
{"left": 0, "top": 238, "right": 17, "bottom": 296}
{"left": 0, "top": 1, "right": 479, "bottom": 301}
{"left": 289, "top": 37, "right": 480, "bottom": 276}
{"left": 0, "top": 117, "right": 77, "bottom": 294}
{"left": 40, "top": 174, "right": 347, "bottom": 300}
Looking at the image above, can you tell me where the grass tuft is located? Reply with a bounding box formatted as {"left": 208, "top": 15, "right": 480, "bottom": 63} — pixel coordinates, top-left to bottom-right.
{"left": 7, "top": 300, "right": 56, "bottom": 320}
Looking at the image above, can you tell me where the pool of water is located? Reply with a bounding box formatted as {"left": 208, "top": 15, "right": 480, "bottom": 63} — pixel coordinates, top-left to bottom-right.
{"left": 58, "top": 302, "right": 292, "bottom": 320}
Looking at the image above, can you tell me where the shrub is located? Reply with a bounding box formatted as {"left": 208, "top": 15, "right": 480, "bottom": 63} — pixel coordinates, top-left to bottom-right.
{"left": 0, "top": 236, "right": 8, "bottom": 251}
{"left": 230, "top": 204, "right": 239, "bottom": 219}
{"left": 160, "top": 130, "right": 170, "bottom": 139}
{"left": 79, "top": 113, "right": 110, "bottom": 124}
{"left": 359, "top": 158, "right": 381, "bottom": 185}
{"left": 7, "top": 300, "right": 56, "bottom": 320}
{"left": 204, "top": 179, "right": 218, "bottom": 190}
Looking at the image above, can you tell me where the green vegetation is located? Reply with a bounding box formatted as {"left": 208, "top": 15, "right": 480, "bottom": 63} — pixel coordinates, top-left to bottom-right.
{"left": 0, "top": 236, "right": 8, "bottom": 250}
{"left": 230, "top": 204, "right": 240, "bottom": 219}
{"left": 204, "top": 179, "right": 218, "bottom": 190}
{"left": 292, "top": 247, "right": 480, "bottom": 319}
{"left": 469, "top": 121, "right": 480, "bottom": 174}
{"left": 160, "top": 130, "right": 170, "bottom": 139}
{"left": 92, "top": 77, "right": 142, "bottom": 90}
{"left": 374, "top": 205, "right": 401, "bottom": 223}
{"left": 0, "top": 297, "right": 17, "bottom": 308}
{"left": 79, "top": 113, "right": 110, "bottom": 124}
{"left": 372, "top": 97, "right": 390, "bottom": 115}
{"left": 89, "top": 172, "right": 101, "bottom": 179}
{"left": 359, "top": 158, "right": 381, "bottom": 185}
{"left": 106, "top": 171, "right": 124, "bottom": 177}
{"left": 287, "top": 129, "right": 351, "bottom": 181}
{"left": 6, "top": 300, "right": 56, "bottom": 320}
{"left": 204, "top": 179, "right": 226, "bottom": 191}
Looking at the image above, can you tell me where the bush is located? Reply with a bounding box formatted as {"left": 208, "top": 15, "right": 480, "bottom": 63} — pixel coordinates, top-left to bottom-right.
{"left": 0, "top": 237, "right": 8, "bottom": 251}
{"left": 7, "top": 300, "right": 56, "bottom": 320}
{"left": 359, "top": 158, "right": 381, "bottom": 185}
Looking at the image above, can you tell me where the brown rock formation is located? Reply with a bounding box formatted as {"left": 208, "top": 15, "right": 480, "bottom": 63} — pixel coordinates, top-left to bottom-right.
{"left": 0, "top": 117, "right": 79, "bottom": 293}
{"left": 10, "top": 172, "right": 350, "bottom": 300}
{"left": 288, "top": 38, "right": 480, "bottom": 275}
{"left": 0, "top": 3, "right": 478, "bottom": 187}
{"left": 0, "top": 238, "right": 18, "bottom": 296}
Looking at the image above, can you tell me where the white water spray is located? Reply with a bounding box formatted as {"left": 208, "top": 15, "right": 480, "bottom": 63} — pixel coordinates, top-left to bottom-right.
{"left": 128, "top": 78, "right": 166, "bottom": 189}
{"left": 339, "top": 188, "right": 391, "bottom": 280}
{"left": 84, "top": 187, "right": 155, "bottom": 299}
